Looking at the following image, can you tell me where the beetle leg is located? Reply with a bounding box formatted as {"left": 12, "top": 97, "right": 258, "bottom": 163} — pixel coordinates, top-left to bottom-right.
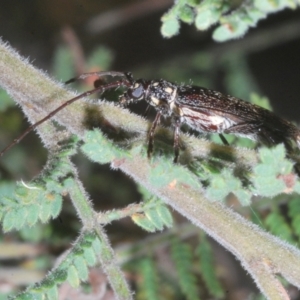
{"left": 173, "top": 118, "right": 181, "bottom": 163}
{"left": 219, "top": 134, "right": 229, "bottom": 146}
{"left": 148, "top": 112, "right": 161, "bottom": 158}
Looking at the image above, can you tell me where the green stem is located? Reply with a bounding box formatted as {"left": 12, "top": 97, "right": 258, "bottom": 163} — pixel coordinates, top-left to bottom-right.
{"left": 63, "top": 173, "right": 133, "bottom": 299}
{"left": 112, "top": 155, "right": 300, "bottom": 299}
{"left": 0, "top": 38, "right": 298, "bottom": 299}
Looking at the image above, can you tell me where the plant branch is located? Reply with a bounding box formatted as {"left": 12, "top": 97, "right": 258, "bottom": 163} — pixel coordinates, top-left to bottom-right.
{"left": 1, "top": 39, "right": 300, "bottom": 299}
{"left": 0, "top": 40, "right": 133, "bottom": 299}
{"left": 111, "top": 155, "right": 300, "bottom": 299}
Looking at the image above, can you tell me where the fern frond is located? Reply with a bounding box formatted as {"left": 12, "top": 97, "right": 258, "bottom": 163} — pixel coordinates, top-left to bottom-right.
{"left": 288, "top": 196, "right": 300, "bottom": 239}
{"left": 196, "top": 234, "right": 224, "bottom": 298}
{"left": 0, "top": 137, "right": 78, "bottom": 231}
{"left": 136, "top": 257, "right": 161, "bottom": 300}
{"left": 171, "top": 238, "right": 200, "bottom": 300}
{"left": 264, "top": 209, "right": 293, "bottom": 242}
{"left": 14, "top": 231, "right": 99, "bottom": 299}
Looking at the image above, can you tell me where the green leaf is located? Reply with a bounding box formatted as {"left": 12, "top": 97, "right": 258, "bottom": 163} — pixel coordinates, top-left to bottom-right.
{"left": 50, "top": 195, "right": 63, "bottom": 218}
{"left": 148, "top": 160, "right": 201, "bottom": 190}
{"left": 1, "top": 196, "right": 18, "bottom": 206}
{"left": 92, "top": 236, "right": 102, "bottom": 254}
{"left": 12, "top": 206, "right": 28, "bottom": 230}
{"left": 213, "top": 19, "right": 248, "bottom": 41}
{"left": 26, "top": 204, "right": 40, "bottom": 226}
{"left": 145, "top": 207, "right": 164, "bottom": 231}
{"left": 252, "top": 145, "right": 294, "bottom": 197}
{"left": 16, "top": 292, "right": 43, "bottom": 300}
{"left": 46, "top": 285, "right": 58, "bottom": 300}
{"left": 39, "top": 199, "right": 53, "bottom": 223}
{"left": 85, "top": 231, "right": 97, "bottom": 242}
{"left": 67, "top": 265, "right": 80, "bottom": 288}
{"left": 73, "top": 256, "right": 89, "bottom": 281}
{"left": 259, "top": 145, "right": 285, "bottom": 165}
{"left": 252, "top": 175, "right": 286, "bottom": 197}
{"left": 254, "top": 0, "right": 291, "bottom": 11}
{"left": 195, "top": 7, "right": 219, "bottom": 30}
{"left": 156, "top": 205, "right": 173, "bottom": 227}
{"left": 161, "top": 18, "right": 180, "bottom": 38}
{"left": 186, "top": 0, "right": 199, "bottom": 7}
{"left": 3, "top": 209, "right": 17, "bottom": 232}
{"left": 179, "top": 5, "right": 195, "bottom": 24}
{"left": 234, "top": 189, "right": 251, "bottom": 206}
{"left": 53, "top": 269, "right": 68, "bottom": 283}
{"left": 132, "top": 213, "right": 157, "bottom": 232}
{"left": 206, "top": 169, "right": 250, "bottom": 204}
{"left": 83, "top": 247, "right": 97, "bottom": 267}
{"left": 246, "top": 6, "right": 268, "bottom": 22}
{"left": 73, "top": 243, "right": 85, "bottom": 256}
{"left": 81, "top": 129, "right": 124, "bottom": 164}
{"left": 195, "top": 0, "right": 229, "bottom": 30}
{"left": 41, "top": 275, "right": 56, "bottom": 289}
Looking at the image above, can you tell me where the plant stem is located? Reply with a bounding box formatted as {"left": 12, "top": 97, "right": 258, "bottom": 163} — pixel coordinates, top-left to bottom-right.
{"left": 0, "top": 38, "right": 299, "bottom": 299}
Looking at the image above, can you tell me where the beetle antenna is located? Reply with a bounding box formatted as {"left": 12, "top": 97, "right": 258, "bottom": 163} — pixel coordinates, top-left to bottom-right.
{"left": 0, "top": 76, "right": 131, "bottom": 157}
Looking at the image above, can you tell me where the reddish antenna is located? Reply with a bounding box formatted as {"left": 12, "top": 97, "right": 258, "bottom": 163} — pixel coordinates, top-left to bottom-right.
{"left": 0, "top": 71, "right": 131, "bottom": 157}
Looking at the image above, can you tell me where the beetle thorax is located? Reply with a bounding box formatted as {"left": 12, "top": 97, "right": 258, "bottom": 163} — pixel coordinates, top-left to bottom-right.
{"left": 145, "top": 80, "right": 178, "bottom": 115}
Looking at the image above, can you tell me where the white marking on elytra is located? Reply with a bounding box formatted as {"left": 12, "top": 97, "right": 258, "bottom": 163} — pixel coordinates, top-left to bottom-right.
{"left": 210, "top": 116, "right": 236, "bottom": 130}
{"left": 180, "top": 106, "right": 236, "bottom": 132}
{"left": 152, "top": 82, "right": 159, "bottom": 87}
{"left": 209, "top": 115, "right": 225, "bottom": 125}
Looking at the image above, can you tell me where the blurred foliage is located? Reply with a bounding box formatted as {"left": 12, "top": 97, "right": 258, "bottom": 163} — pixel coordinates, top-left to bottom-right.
{"left": 0, "top": 89, "right": 14, "bottom": 112}
{"left": 171, "top": 238, "right": 200, "bottom": 300}
{"left": 196, "top": 234, "right": 224, "bottom": 298}
{"left": 53, "top": 45, "right": 114, "bottom": 82}
{"left": 52, "top": 46, "right": 75, "bottom": 81}
{"left": 135, "top": 258, "right": 161, "bottom": 300}
{"left": 161, "top": 0, "right": 300, "bottom": 41}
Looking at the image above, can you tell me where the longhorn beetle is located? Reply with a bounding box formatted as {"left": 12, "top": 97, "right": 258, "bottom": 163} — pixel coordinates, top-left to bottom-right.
{"left": 1, "top": 71, "right": 300, "bottom": 162}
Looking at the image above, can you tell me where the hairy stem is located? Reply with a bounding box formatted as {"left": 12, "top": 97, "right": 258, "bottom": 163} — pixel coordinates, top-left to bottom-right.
{"left": 0, "top": 39, "right": 299, "bottom": 299}
{"left": 112, "top": 155, "right": 300, "bottom": 299}
{"left": 0, "top": 40, "right": 133, "bottom": 300}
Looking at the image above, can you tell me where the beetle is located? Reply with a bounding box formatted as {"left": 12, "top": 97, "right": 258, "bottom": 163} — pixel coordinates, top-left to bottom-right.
{"left": 1, "top": 71, "right": 300, "bottom": 162}
{"left": 118, "top": 72, "right": 300, "bottom": 162}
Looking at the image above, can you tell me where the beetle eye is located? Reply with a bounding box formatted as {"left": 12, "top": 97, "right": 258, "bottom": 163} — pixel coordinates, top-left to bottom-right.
{"left": 131, "top": 84, "right": 144, "bottom": 99}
